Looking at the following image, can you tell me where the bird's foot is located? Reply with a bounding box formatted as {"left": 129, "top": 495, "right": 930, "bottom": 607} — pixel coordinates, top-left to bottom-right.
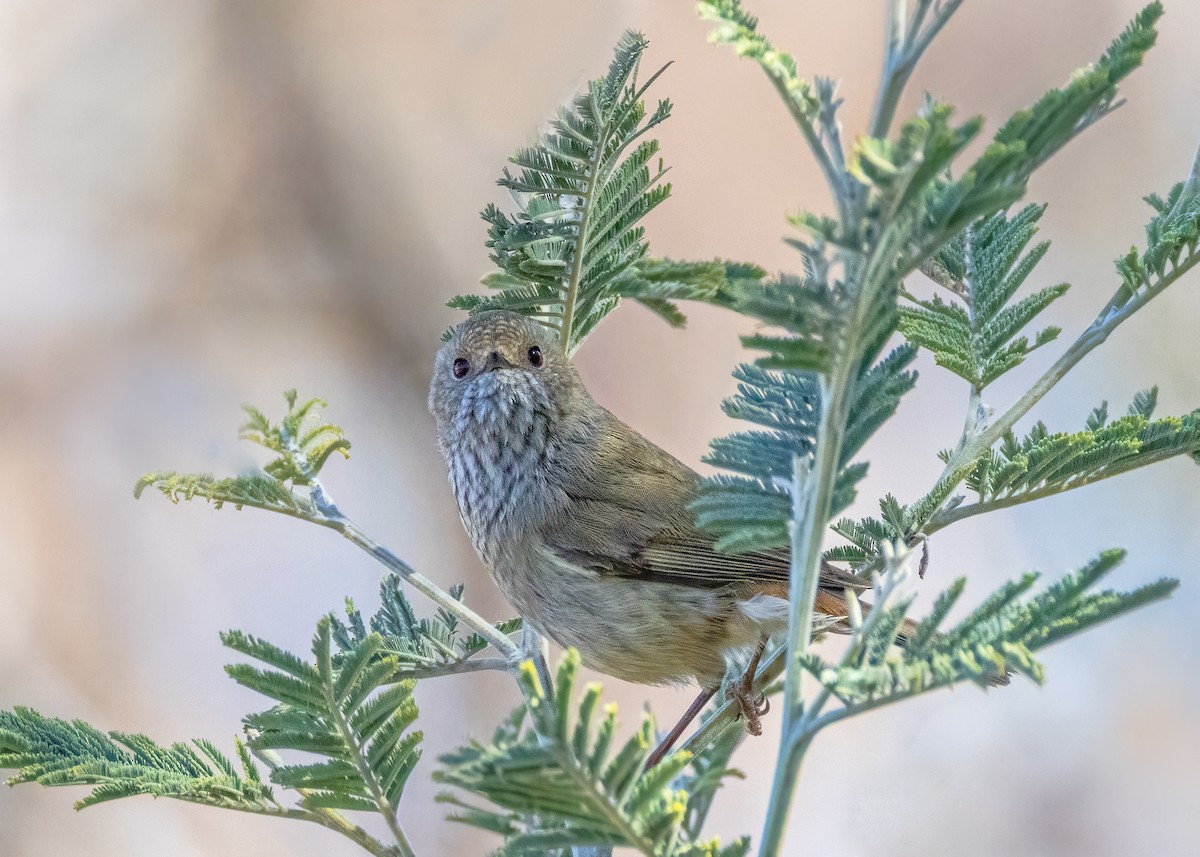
{"left": 733, "top": 677, "right": 769, "bottom": 737}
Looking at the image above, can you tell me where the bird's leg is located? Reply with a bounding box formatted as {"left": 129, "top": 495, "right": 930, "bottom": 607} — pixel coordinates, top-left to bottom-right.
{"left": 644, "top": 685, "right": 717, "bottom": 770}
{"left": 733, "top": 637, "right": 770, "bottom": 737}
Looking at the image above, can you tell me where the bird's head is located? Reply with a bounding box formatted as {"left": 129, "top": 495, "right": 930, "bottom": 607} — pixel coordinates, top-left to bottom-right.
{"left": 429, "top": 310, "right": 585, "bottom": 444}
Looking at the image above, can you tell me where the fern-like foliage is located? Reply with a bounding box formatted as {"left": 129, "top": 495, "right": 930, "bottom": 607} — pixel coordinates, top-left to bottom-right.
{"left": 133, "top": 471, "right": 318, "bottom": 516}
{"left": 906, "top": 3, "right": 1163, "bottom": 268}
{"left": 1, "top": 614, "right": 428, "bottom": 851}
{"left": 830, "top": 388, "right": 1200, "bottom": 564}
{"left": 845, "top": 100, "right": 993, "bottom": 262}
{"left": 826, "top": 466, "right": 972, "bottom": 568}
{"left": 801, "top": 549, "right": 1177, "bottom": 703}
{"left": 694, "top": 344, "right": 917, "bottom": 552}
{"left": 937, "top": 390, "right": 1200, "bottom": 526}
{"left": 690, "top": 102, "right": 946, "bottom": 551}
{"left": 0, "top": 710, "right": 276, "bottom": 813}
{"left": 134, "top": 390, "right": 348, "bottom": 519}
{"left": 757, "top": 104, "right": 968, "bottom": 385}
{"left": 758, "top": 1, "right": 1159, "bottom": 359}
{"left": 693, "top": 1, "right": 1162, "bottom": 560}
{"left": 449, "top": 32, "right": 665, "bottom": 352}
{"left": 1, "top": 598, "right": 474, "bottom": 854}
{"left": 452, "top": 31, "right": 765, "bottom": 351}
{"left": 330, "top": 574, "right": 521, "bottom": 679}
{"left": 238, "top": 389, "right": 351, "bottom": 484}
{"left": 900, "top": 205, "right": 1068, "bottom": 389}
{"left": 814, "top": 2, "right": 1161, "bottom": 272}
{"left": 225, "top": 618, "right": 423, "bottom": 819}
{"left": 610, "top": 258, "right": 767, "bottom": 327}
{"left": 436, "top": 651, "right": 747, "bottom": 857}
{"left": 1111, "top": 150, "right": 1200, "bottom": 316}
{"left": 698, "top": 0, "right": 819, "bottom": 129}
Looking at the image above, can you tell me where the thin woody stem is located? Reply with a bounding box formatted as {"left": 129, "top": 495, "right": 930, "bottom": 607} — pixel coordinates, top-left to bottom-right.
{"left": 760, "top": 409, "right": 847, "bottom": 857}
{"left": 336, "top": 521, "right": 519, "bottom": 660}
{"left": 932, "top": 238, "right": 1200, "bottom": 494}
{"left": 395, "top": 657, "right": 510, "bottom": 680}
{"left": 279, "top": 427, "right": 520, "bottom": 661}
{"left": 755, "top": 3, "right": 970, "bottom": 849}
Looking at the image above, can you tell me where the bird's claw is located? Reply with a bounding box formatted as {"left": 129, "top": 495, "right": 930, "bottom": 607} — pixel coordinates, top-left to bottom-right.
{"left": 733, "top": 686, "right": 768, "bottom": 737}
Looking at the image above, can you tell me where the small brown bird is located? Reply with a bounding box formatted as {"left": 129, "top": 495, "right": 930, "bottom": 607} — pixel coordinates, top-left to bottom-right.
{"left": 429, "top": 310, "right": 878, "bottom": 756}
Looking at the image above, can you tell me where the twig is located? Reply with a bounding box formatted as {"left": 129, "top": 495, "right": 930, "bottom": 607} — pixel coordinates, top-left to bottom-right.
{"left": 336, "top": 522, "right": 520, "bottom": 661}
{"left": 760, "top": 404, "right": 844, "bottom": 857}
{"left": 934, "top": 244, "right": 1200, "bottom": 486}
{"left": 764, "top": 71, "right": 852, "bottom": 226}
{"left": 868, "top": 0, "right": 967, "bottom": 141}
{"left": 395, "top": 657, "right": 510, "bottom": 681}
{"left": 279, "top": 426, "right": 520, "bottom": 661}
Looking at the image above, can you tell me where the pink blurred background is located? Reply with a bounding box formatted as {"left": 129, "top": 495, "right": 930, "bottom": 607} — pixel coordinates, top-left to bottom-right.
{"left": 2, "top": 2, "right": 1199, "bottom": 855}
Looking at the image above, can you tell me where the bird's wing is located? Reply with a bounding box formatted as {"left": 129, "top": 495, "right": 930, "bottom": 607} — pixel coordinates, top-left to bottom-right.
{"left": 541, "top": 409, "right": 869, "bottom": 593}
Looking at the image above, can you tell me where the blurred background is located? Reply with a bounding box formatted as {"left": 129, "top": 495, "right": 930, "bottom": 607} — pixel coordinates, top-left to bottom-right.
{"left": 2, "top": 1, "right": 1198, "bottom": 855}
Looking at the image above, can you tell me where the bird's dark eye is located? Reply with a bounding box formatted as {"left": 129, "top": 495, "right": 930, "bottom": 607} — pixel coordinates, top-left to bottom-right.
{"left": 528, "top": 346, "right": 543, "bottom": 367}
{"left": 452, "top": 358, "right": 470, "bottom": 379}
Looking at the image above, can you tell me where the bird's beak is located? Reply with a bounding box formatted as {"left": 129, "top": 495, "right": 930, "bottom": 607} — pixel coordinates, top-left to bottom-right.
{"left": 484, "top": 350, "right": 515, "bottom": 372}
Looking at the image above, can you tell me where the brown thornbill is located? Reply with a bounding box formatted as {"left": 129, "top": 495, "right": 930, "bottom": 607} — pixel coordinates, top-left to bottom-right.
{"left": 428, "top": 310, "right": 972, "bottom": 764}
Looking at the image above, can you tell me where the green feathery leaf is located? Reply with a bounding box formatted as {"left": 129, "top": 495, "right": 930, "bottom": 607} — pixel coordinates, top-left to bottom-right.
{"left": 697, "top": 0, "right": 821, "bottom": 137}
{"left": 695, "top": 344, "right": 917, "bottom": 553}
{"left": 225, "top": 618, "right": 424, "bottom": 819}
{"left": 329, "top": 575, "right": 520, "bottom": 679}
{"left": 453, "top": 32, "right": 681, "bottom": 353}
{"left": 901, "top": 205, "right": 1069, "bottom": 389}
{"left": 1111, "top": 146, "right": 1200, "bottom": 318}
{"left": 436, "top": 651, "right": 746, "bottom": 857}
{"left": 931, "top": 392, "right": 1200, "bottom": 527}
{"left": 135, "top": 391, "right": 348, "bottom": 520}
{"left": 134, "top": 470, "right": 317, "bottom": 516}
{"left": 611, "top": 258, "right": 768, "bottom": 326}
{"left": 910, "top": 3, "right": 1164, "bottom": 267}
{"left": 0, "top": 709, "right": 277, "bottom": 814}
{"left": 801, "top": 549, "right": 1177, "bottom": 704}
